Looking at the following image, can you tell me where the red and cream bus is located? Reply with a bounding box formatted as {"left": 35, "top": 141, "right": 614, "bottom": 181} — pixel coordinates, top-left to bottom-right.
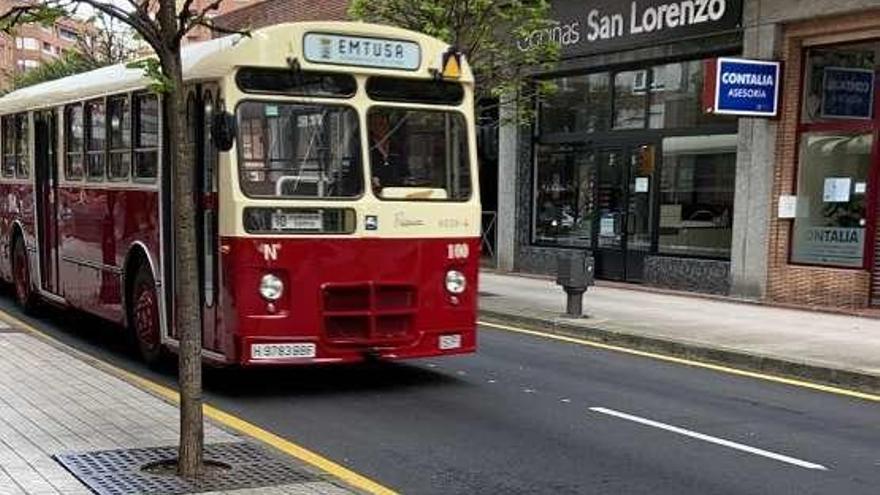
{"left": 0, "top": 22, "right": 480, "bottom": 366}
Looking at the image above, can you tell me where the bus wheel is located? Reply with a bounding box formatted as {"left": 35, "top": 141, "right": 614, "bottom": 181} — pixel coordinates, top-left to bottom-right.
{"left": 12, "top": 237, "right": 36, "bottom": 313}
{"left": 130, "top": 266, "right": 162, "bottom": 365}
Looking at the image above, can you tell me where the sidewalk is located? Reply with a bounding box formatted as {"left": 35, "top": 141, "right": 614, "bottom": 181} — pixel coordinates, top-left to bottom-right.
{"left": 479, "top": 271, "right": 880, "bottom": 393}
{"left": 0, "top": 323, "right": 355, "bottom": 495}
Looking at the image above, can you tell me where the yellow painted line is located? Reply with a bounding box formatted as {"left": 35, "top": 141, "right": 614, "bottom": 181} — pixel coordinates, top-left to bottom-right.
{"left": 0, "top": 310, "right": 398, "bottom": 495}
{"left": 479, "top": 320, "right": 880, "bottom": 403}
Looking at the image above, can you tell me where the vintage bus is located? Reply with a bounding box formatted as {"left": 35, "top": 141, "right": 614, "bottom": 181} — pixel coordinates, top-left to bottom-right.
{"left": 0, "top": 22, "right": 480, "bottom": 366}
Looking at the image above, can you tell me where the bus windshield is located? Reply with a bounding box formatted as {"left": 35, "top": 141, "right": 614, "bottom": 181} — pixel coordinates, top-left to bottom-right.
{"left": 368, "top": 108, "right": 471, "bottom": 201}
{"left": 237, "top": 102, "right": 362, "bottom": 198}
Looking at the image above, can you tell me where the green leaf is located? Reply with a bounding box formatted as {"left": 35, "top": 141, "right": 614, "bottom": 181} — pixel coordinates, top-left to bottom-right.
{"left": 127, "top": 58, "right": 174, "bottom": 94}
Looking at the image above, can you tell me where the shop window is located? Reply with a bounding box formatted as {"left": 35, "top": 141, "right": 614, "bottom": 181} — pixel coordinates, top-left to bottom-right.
{"left": 134, "top": 93, "right": 159, "bottom": 182}
{"left": 65, "top": 104, "right": 84, "bottom": 181}
{"left": 802, "top": 43, "right": 875, "bottom": 123}
{"left": 650, "top": 61, "right": 735, "bottom": 129}
{"left": 614, "top": 70, "right": 648, "bottom": 129}
{"left": 540, "top": 73, "right": 610, "bottom": 134}
{"left": 791, "top": 132, "right": 871, "bottom": 268}
{"left": 533, "top": 145, "right": 595, "bottom": 247}
{"left": 659, "top": 135, "right": 736, "bottom": 258}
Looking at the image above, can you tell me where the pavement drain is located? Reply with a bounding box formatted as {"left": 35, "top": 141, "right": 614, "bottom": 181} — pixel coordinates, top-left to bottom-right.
{"left": 54, "top": 441, "right": 322, "bottom": 495}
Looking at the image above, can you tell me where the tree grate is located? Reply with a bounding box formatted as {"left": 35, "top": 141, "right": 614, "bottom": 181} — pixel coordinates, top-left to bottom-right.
{"left": 54, "top": 441, "right": 322, "bottom": 495}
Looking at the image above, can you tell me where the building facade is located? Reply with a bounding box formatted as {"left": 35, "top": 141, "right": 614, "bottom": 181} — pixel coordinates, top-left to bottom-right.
{"left": 500, "top": 0, "right": 745, "bottom": 295}
{"left": 183, "top": 0, "right": 267, "bottom": 43}
{"left": 212, "top": 0, "right": 350, "bottom": 36}
{"left": 747, "top": 0, "right": 880, "bottom": 309}
{"left": 496, "top": 0, "right": 880, "bottom": 311}
{"left": 0, "top": 0, "right": 86, "bottom": 90}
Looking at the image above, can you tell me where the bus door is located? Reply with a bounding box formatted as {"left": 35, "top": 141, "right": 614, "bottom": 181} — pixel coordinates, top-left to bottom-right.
{"left": 33, "top": 110, "right": 60, "bottom": 295}
{"left": 194, "top": 85, "right": 221, "bottom": 353}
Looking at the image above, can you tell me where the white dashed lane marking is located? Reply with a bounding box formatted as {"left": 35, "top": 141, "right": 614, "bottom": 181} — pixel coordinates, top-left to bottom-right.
{"left": 589, "top": 407, "right": 829, "bottom": 471}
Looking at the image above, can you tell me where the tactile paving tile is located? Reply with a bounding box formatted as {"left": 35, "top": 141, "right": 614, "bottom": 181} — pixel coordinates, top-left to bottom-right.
{"left": 54, "top": 441, "right": 320, "bottom": 495}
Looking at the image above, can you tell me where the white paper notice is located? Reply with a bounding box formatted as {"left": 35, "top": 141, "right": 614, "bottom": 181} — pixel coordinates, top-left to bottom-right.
{"left": 823, "top": 178, "right": 851, "bottom": 203}
{"left": 854, "top": 182, "right": 867, "bottom": 194}
{"left": 635, "top": 177, "right": 649, "bottom": 193}
{"left": 600, "top": 216, "right": 615, "bottom": 236}
{"left": 778, "top": 195, "right": 797, "bottom": 219}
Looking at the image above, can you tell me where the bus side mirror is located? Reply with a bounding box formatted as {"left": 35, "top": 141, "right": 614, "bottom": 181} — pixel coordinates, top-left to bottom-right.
{"left": 212, "top": 112, "right": 236, "bottom": 152}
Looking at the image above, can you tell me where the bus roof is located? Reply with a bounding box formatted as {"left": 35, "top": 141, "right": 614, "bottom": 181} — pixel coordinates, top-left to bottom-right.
{"left": 0, "top": 21, "right": 473, "bottom": 115}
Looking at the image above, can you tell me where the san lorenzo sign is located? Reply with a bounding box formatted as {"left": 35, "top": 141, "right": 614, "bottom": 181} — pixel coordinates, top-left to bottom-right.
{"left": 518, "top": 0, "right": 742, "bottom": 58}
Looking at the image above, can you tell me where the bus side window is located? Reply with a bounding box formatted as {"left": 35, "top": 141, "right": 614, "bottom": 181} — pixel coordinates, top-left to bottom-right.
{"left": 65, "top": 104, "right": 84, "bottom": 181}
{"left": 134, "top": 93, "right": 159, "bottom": 183}
{"left": 85, "top": 99, "right": 106, "bottom": 182}
{"left": 108, "top": 96, "right": 131, "bottom": 182}
{"left": 14, "top": 114, "right": 29, "bottom": 179}
{"left": 1, "top": 116, "right": 14, "bottom": 178}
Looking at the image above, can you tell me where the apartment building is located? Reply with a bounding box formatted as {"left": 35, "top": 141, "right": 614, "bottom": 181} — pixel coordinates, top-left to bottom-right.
{"left": 0, "top": 0, "right": 87, "bottom": 90}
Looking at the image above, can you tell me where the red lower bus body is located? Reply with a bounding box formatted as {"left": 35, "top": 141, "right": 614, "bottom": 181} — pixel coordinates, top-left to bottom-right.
{"left": 217, "top": 237, "right": 479, "bottom": 366}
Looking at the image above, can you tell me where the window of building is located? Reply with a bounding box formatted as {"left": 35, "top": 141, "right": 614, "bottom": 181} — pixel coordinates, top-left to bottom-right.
{"left": 134, "top": 93, "right": 159, "bottom": 182}
{"left": 659, "top": 135, "right": 737, "bottom": 258}
{"left": 21, "top": 38, "right": 39, "bottom": 51}
{"left": 650, "top": 60, "right": 735, "bottom": 129}
{"left": 540, "top": 73, "right": 610, "bottom": 134}
{"left": 791, "top": 132, "right": 872, "bottom": 268}
{"left": 58, "top": 28, "right": 78, "bottom": 42}
{"left": 65, "top": 104, "right": 84, "bottom": 180}
{"left": 532, "top": 57, "right": 739, "bottom": 261}
{"left": 792, "top": 43, "right": 878, "bottom": 268}
{"left": 85, "top": 100, "right": 106, "bottom": 181}
{"left": 801, "top": 42, "right": 875, "bottom": 124}
{"left": 614, "top": 70, "right": 648, "bottom": 129}
{"left": 108, "top": 96, "right": 131, "bottom": 181}
{"left": 533, "top": 145, "right": 594, "bottom": 247}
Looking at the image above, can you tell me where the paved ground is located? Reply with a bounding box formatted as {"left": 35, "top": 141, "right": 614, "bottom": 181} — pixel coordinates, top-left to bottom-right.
{"left": 0, "top": 323, "right": 352, "bottom": 495}
{"left": 480, "top": 272, "right": 880, "bottom": 380}
{"left": 2, "top": 295, "right": 879, "bottom": 494}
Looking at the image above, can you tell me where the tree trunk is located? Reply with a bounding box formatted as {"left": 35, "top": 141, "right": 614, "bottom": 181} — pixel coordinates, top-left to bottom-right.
{"left": 162, "top": 49, "right": 204, "bottom": 480}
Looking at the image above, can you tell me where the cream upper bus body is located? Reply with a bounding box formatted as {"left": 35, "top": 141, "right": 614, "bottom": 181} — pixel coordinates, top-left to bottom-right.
{"left": 0, "top": 22, "right": 481, "bottom": 241}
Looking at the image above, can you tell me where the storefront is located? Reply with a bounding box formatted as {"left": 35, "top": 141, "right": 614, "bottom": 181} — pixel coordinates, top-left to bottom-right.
{"left": 507, "top": 0, "right": 744, "bottom": 294}
{"left": 764, "top": 4, "right": 880, "bottom": 309}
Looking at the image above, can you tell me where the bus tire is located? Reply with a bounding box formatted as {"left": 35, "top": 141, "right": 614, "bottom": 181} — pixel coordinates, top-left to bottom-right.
{"left": 129, "top": 265, "right": 163, "bottom": 365}
{"left": 12, "top": 236, "right": 36, "bottom": 313}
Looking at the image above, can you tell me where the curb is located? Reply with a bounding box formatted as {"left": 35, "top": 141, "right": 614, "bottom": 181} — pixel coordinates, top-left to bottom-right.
{"left": 479, "top": 309, "right": 880, "bottom": 396}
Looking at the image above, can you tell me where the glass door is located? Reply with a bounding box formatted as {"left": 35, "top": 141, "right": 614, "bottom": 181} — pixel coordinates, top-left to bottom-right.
{"left": 594, "top": 143, "right": 657, "bottom": 282}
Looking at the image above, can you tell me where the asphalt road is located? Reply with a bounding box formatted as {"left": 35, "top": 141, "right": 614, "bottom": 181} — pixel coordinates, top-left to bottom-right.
{"left": 2, "top": 295, "right": 879, "bottom": 494}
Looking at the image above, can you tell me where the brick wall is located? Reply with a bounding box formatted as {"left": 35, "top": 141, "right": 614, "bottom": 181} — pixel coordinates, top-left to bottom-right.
{"left": 213, "top": 0, "right": 350, "bottom": 35}
{"left": 766, "top": 9, "right": 880, "bottom": 309}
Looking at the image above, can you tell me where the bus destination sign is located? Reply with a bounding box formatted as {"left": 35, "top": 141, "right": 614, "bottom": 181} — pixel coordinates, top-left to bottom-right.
{"left": 304, "top": 33, "right": 421, "bottom": 70}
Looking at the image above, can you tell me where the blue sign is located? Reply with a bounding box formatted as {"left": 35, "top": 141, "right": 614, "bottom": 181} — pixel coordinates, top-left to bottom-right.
{"left": 714, "top": 57, "right": 781, "bottom": 117}
{"left": 821, "top": 67, "right": 874, "bottom": 119}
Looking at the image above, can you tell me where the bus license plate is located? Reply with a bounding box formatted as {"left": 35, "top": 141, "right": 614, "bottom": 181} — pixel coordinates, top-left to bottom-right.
{"left": 251, "top": 343, "right": 316, "bottom": 360}
{"left": 271, "top": 212, "right": 322, "bottom": 231}
{"left": 439, "top": 334, "right": 462, "bottom": 350}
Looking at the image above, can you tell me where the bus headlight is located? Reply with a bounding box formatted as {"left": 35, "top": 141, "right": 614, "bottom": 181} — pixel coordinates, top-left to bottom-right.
{"left": 259, "top": 274, "right": 284, "bottom": 301}
{"left": 445, "top": 270, "right": 467, "bottom": 295}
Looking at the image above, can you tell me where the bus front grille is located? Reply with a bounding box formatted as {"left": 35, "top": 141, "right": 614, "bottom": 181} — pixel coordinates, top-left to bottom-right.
{"left": 321, "top": 283, "right": 417, "bottom": 344}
